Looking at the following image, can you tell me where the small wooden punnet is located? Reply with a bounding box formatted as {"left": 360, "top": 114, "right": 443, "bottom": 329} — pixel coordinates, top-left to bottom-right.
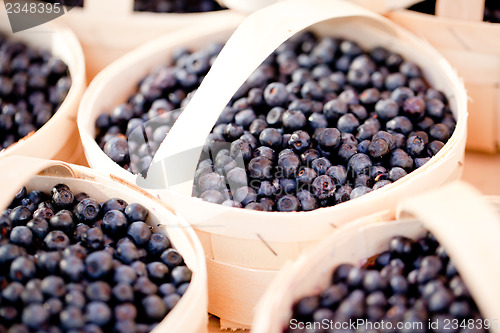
{"left": 388, "top": 0, "right": 500, "bottom": 153}
{"left": 0, "top": 8, "right": 86, "bottom": 162}
{"left": 0, "top": 156, "right": 208, "bottom": 333}
{"left": 253, "top": 181, "right": 500, "bottom": 333}
{"left": 78, "top": 0, "right": 467, "bottom": 328}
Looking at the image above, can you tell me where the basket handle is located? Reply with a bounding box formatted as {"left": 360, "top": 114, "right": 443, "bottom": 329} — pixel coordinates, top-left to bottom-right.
{"left": 146, "top": 0, "right": 395, "bottom": 195}
{"left": 396, "top": 181, "right": 500, "bottom": 327}
{"left": 81, "top": 0, "right": 133, "bottom": 16}
{"left": 435, "top": 0, "right": 485, "bottom": 22}
{"left": 0, "top": 156, "right": 75, "bottom": 211}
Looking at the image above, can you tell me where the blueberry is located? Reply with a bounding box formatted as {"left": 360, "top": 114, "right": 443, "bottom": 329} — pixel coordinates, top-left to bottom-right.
{"left": 226, "top": 167, "right": 248, "bottom": 189}
{"left": 296, "top": 190, "right": 318, "bottom": 211}
{"left": 429, "top": 123, "right": 451, "bottom": 142}
{"left": 140, "top": 295, "right": 167, "bottom": 322}
{"left": 74, "top": 198, "right": 100, "bottom": 222}
{"left": 9, "top": 226, "right": 32, "bottom": 248}
{"left": 49, "top": 210, "right": 74, "bottom": 233}
{"left": 427, "top": 140, "right": 445, "bottom": 156}
{"left": 266, "top": 107, "right": 284, "bottom": 126}
{"left": 134, "top": 276, "right": 158, "bottom": 296}
{"left": 26, "top": 217, "right": 49, "bottom": 239}
{"left": 101, "top": 198, "right": 127, "bottom": 214}
{"left": 323, "top": 99, "right": 347, "bottom": 121}
{"left": 248, "top": 156, "right": 273, "bottom": 180}
{"left": 35, "top": 251, "right": 61, "bottom": 274}
{"left": 200, "top": 190, "right": 224, "bottom": 204}
{"left": 21, "top": 304, "right": 49, "bottom": 330}
{"left": 127, "top": 221, "right": 152, "bottom": 246}
{"left": 124, "top": 203, "right": 149, "bottom": 222}
{"left": 288, "top": 130, "right": 311, "bottom": 153}
{"left": 367, "top": 139, "right": 389, "bottom": 158}
{"left": 85, "top": 281, "right": 111, "bottom": 303}
{"left": 86, "top": 302, "right": 112, "bottom": 327}
{"left": 102, "top": 210, "right": 128, "bottom": 238}
{"left": 147, "top": 233, "right": 170, "bottom": 257}
{"left": 9, "top": 206, "right": 32, "bottom": 227}
{"left": 363, "top": 271, "right": 387, "bottom": 293}
{"left": 264, "top": 82, "right": 288, "bottom": 107}
{"left": 114, "top": 303, "right": 137, "bottom": 322}
{"left": 85, "top": 250, "right": 113, "bottom": 279}
{"left": 81, "top": 227, "right": 104, "bottom": 251}
{"left": 51, "top": 184, "right": 74, "bottom": 209}
{"left": 44, "top": 230, "right": 69, "bottom": 250}
{"left": 278, "top": 153, "right": 300, "bottom": 178}
{"left": 230, "top": 139, "right": 252, "bottom": 162}
{"left": 65, "top": 290, "right": 86, "bottom": 309}
{"left": 282, "top": 110, "right": 307, "bottom": 131}
{"left": 390, "top": 149, "right": 414, "bottom": 170}
{"left": 160, "top": 249, "right": 183, "bottom": 269}
{"left": 10, "top": 256, "right": 36, "bottom": 283}
{"left": 59, "top": 255, "right": 84, "bottom": 281}
{"left": 311, "top": 175, "right": 335, "bottom": 200}
{"left": 114, "top": 265, "right": 137, "bottom": 285}
{"left": 41, "top": 276, "right": 66, "bottom": 298}
{"left": 428, "top": 289, "right": 454, "bottom": 313}
{"left": 316, "top": 128, "right": 341, "bottom": 151}
{"left": 347, "top": 153, "right": 372, "bottom": 176}
{"left": 259, "top": 128, "right": 282, "bottom": 150}
{"left": 276, "top": 195, "right": 300, "bottom": 212}
{"left": 294, "top": 296, "right": 319, "bottom": 319}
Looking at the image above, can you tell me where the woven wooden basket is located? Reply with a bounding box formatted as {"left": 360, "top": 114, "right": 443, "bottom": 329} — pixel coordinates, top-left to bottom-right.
{"left": 0, "top": 156, "right": 208, "bottom": 333}
{"left": 253, "top": 181, "right": 500, "bottom": 333}
{"left": 388, "top": 0, "right": 500, "bottom": 153}
{"left": 0, "top": 8, "right": 86, "bottom": 162}
{"left": 78, "top": 0, "right": 467, "bottom": 328}
{"left": 48, "top": 0, "right": 245, "bottom": 81}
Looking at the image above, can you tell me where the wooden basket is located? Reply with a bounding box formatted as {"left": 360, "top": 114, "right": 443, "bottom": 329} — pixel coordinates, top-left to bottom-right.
{"left": 253, "top": 181, "right": 500, "bottom": 333}
{"left": 78, "top": 0, "right": 467, "bottom": 328}
{"left": 387, "top": 0, "right": 500, "bottom": 153}
{"left": 48, "top": 0, "right": 245, "bottom": 81}
{"left": 0, "top": 7, "right": 86, "bottom": 162}
{"left": 0, "top": 156, "right": 208, "bottom": 333}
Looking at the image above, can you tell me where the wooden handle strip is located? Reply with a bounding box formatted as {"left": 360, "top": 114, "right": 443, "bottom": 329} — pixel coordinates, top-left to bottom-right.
{"left": 436, "top": 0, "right": 485, "bottom": 22}
{"left": 0, "top": 156, "right": 75, "bottom": 210}
{"left": 148, "top": 0, "right": 393, "bottom": 196}
{"left": 397, "top": 181, "right": 500, "bottom": 329}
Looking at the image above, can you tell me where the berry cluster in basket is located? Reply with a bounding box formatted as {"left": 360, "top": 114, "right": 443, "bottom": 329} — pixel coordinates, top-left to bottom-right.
{"left": 0, "top": 33, "right": 71, "bottom": 151}
{"left": 408, "top": 0, "right": 500, "bottom": 23}
{"left": 0, "top": 184, "right": 191, "bottom": 332}
{"left": 287, "top": 233, "right": 486, "bottom": 333}
{"left": 95, "top": 32, "right": 456, "bottom": 212}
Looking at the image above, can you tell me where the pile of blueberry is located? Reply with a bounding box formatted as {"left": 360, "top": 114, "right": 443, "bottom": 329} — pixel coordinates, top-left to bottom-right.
{"left": 96, "top": 31, "right": 456, "bottom": 212}
{"left": 408, "top": 0, "right": 500, "bottom": 23}
{"left": 0, "top": 184, "right": 191, "bottom": 332}
{"left": 134, "top": 0, "right": 225, "bottom": 13}
{"left": 0, "top": 33, "right": 71, "bottom": 151}
{"left": 287, "top": 233, "right": 486, "bottom": 333}
{"left": 95, "top": 41, "right": 224, "bottom": 173}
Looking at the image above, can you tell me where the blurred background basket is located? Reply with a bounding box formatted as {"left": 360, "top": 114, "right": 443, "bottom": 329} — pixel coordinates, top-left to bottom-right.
{"left": 49, "top": 0, "right": 245, "bottom": 81}
{"left": 0, "top": 9, "right": 86, "bottom": 162}
{"left": 388, "top": 0, "right": 500, "bottom": 153}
